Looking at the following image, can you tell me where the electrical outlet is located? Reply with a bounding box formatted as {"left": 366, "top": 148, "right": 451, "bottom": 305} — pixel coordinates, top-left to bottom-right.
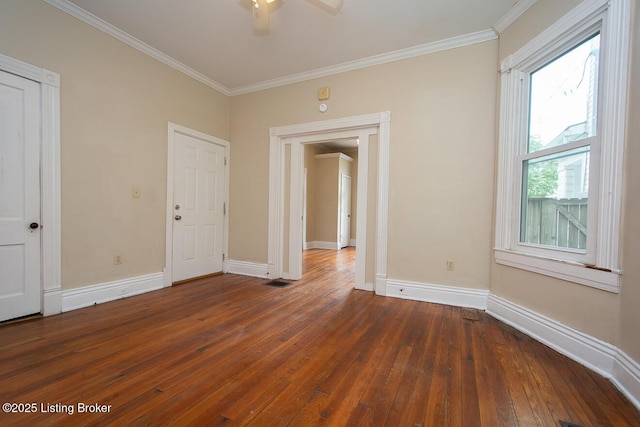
{"left": 114, "top": 254, "right": 123, "bottom": 265}
{"left": 446, "top": 260, "right": 455, "bottom": 271}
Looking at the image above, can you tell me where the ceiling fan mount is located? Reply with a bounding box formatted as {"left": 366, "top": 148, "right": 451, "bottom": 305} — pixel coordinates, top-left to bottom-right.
{"left": 250, "top": 0, "right": 343, "bottom": 33}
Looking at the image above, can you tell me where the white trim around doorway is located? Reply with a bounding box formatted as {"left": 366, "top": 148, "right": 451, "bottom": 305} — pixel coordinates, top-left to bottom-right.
{"left": 268, "top": 112, "right": 391, "bottom": 293}
{"left": 0, "top": 53, "right": 62, "bottom": 316}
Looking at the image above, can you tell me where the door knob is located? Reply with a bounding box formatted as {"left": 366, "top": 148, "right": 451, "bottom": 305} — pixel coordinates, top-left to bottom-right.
{"left": 29, "top": 222, "right": 40, "bottom": 229}
{"left": 174, "top": 215, "right": 182, "bottom": 221}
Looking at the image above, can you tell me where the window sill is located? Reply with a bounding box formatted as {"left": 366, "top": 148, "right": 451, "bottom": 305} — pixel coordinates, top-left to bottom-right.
{"left": 494, "top": 249, "right": 620, "bottom": 293}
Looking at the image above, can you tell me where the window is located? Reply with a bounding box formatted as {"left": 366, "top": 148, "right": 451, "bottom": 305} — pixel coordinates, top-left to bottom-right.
{"left": 520, "top": 33, "right": 599, "bottom": 261}
{"left": 495, "top": 0, "right": 631, "bottom": 293}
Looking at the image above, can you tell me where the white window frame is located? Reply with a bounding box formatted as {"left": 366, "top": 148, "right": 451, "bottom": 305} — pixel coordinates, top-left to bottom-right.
{"left": 494, "top": 0, "right": 631, "bottom": 293}
{"left": 517, "top": 31, "right": 601, "bottom": 265}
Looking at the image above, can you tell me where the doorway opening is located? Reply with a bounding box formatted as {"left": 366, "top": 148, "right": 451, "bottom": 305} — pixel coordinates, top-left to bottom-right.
{"left": 301, "top": 140, "right": 358, "bottom": 283}
{"left": 304, "top": 143, "right": 357, "bottom": 251}
{"left": 267, "top": 112, "right": 391, "bottom": 294}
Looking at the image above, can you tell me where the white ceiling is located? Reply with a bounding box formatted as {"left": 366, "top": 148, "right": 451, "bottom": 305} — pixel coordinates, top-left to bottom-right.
{"left": 52, "top": 0, "right": 533, "bottom": 94}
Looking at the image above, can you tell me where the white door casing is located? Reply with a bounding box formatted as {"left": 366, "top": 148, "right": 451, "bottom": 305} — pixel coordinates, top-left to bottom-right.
{"left": 268, "top": 112, "right": 391, "bottom": 293}
{"left": 0, "top": 53, "right": 62, "bottom": 318}
{"left": 0, "top": 71, "right": 41, "bottom": 321}
{"left": 339, "top": 174, "right": 351, "bottom": 249}
{"left": 165, "top": 123, "right": 229, "bottom": 286}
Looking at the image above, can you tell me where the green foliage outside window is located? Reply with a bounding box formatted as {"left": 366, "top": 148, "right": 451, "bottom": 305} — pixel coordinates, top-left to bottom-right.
{"left": 526, "top": 136, "right": 558, "bottom": 199}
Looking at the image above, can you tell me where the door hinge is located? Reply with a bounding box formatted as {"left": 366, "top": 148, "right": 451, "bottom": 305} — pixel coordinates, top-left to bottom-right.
{"left": 223, "top": 203, "right": 226, "bottom": 215}
{"left": 222, "top": 253, "right": 226, "bottom": 261}
{"left": 224, "top": 157, "right": 227, "bottom": 166}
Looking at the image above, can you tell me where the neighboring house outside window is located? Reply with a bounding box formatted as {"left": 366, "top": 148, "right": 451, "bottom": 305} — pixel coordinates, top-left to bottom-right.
{"left": 494, "top": 0, "right": 632, "bottom": 293}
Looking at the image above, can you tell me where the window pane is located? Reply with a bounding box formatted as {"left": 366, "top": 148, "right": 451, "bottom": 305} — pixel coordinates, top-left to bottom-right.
{"left": 521, "top": 147, "right": 590, "bottom": 250}
{"left": 528, "top": 34, "right": 600, "bottom": 153}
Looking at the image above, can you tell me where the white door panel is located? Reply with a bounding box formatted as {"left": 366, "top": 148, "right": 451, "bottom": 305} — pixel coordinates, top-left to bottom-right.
{"left": 339, "top": 174, "right": 351, "bottom": 249}
{"left": 0, "top": 70, "right": 41, "bottom": 321}
{"left": 172, "top": 133, "right": 225, "bottom": 282}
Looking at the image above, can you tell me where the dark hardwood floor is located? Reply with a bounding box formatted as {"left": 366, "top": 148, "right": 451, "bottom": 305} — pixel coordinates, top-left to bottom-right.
{"left": 1, "top": 248, "right": 639, "bottom": 426}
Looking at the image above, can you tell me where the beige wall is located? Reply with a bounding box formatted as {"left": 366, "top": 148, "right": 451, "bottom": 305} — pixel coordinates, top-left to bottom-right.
{"left": 0, "top": 0, "right": 229, "bottom": 289}
{"left": 230, "top": 41, "right": 498, "bottom": 289}
{"left": 309, "top": 153, "right": 354, "bottom": 245}
{"left": 307, "top": 149, "right": 358, "bottom": 246}
{"left": 498, "top": 0, "right": 582, "bottom": 58}
{"left": 491, "top": 0, "right": 637, "bottom": 347}
{"left": 620, "top": 0, "right": 640, "bottom": 362}
{"left": 314, "top": 155, "right": 340, "bottom": 243}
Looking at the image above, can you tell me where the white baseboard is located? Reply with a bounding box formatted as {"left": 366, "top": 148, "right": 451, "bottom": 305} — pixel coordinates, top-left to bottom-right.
{"left": 375, "top": 276, "right": 387, "bottom": 296}
{"left": 487, "top": 294, "right": 616, "bottom": 377}
{"left": 381, "top": 277, "right": 640, "bottom": 410}
{"left": 304, "top": 241, "right": 356, "bottom": 250}
{"left": 386, "top": 279, "right": 489, "bottom": 309}
{"left": 356, "top": 282, "right": 375, "bottom": 292}
{"left": 487, "top": 294, "right": 640, "bottom": 411}
{"left": 62, "top": 272, "right": 164, "bottom": 312}
{"left": 613, "top": 349, "right": 640, "bottom": 410}
{"left": 43, "top": 288, "right": 62, "bottom": 316}
{"left": 227, "top": 259, "right": 269, "bottom": 278}
{"left": 305, "top": 241, "right": 339, "bottom": 250}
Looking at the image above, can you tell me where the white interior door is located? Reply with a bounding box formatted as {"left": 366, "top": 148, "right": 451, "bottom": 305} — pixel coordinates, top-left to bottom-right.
{"left": 172, "top": 133, "right": 225, "bottom": 282}
{"left": 339, "top": 174, "right": 351, "bottom": 249}
{"left": 302, "top": 168, "right": 307, "bottom": 250}
{"left": 0, "top": 70, "right": 41, "bottom": 321}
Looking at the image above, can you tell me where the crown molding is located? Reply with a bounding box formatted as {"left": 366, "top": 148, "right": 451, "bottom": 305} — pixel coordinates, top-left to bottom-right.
{"left": 41, "top": 0, "right": 231, "bottom": 96}
{"left": 229, "top": 29, "right": 497, "bottom": 95}
{"left": 492, "top": 0, "right": 539, "bottom": 33}
{"left": 43, "top": 0, "right": 499, "bottom": 97}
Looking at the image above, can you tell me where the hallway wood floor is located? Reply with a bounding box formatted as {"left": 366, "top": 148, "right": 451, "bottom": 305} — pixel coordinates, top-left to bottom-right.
{"left": 1, "top": 248, "right": 639, "bottom": 426}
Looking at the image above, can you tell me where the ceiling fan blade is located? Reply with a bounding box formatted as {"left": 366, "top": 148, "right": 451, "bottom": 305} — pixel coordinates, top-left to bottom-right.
{"left": 252, "top": 0, "right": 269, "bottom": 32}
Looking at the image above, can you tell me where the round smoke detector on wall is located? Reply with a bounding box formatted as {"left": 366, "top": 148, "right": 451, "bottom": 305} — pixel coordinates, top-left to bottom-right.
{"left": 319, "top": 103, "right": 328, "bottom": 113}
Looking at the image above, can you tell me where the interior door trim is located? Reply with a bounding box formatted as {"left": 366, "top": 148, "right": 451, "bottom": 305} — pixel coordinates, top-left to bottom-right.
{"left": 0, "top": 53, "right": 62, "bottom": 316}
{"left": 268, "top": 111, "right": 391, "bottom": 294}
